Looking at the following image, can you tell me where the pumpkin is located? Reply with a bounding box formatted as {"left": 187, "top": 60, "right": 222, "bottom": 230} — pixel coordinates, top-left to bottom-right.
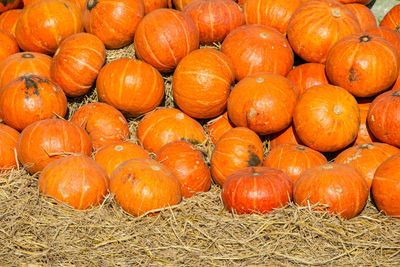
{"left": 70, "top": 102, "right": 130, "bottom": 151}
{"left": 243, "top": 0, "right": 301, "bottom": 35}
{"left": 51, "top": 32, "right": 106, "bottom": 97}
{"left": 227, "top": 72, "right": 298, "bottom": 135}
{"left": 134, "top": 8, "right": 199, "bottom": 73}
{"left": 96, "top": 58, "right": 164, "bottom": 117}
{"left": 268, "top": 124, "right": 302, "bottom": 150}
{"left": 182, "top": 0, "right": 245, "bottom": 45}
{"left": 286, "top": 63, "right": 329, "bottom": 96}
{"left": 293, "top": 84, "right": 360, "bottom": 152}
{"left": 136, "top": 108, "right": 207, "bottom": 153}
{"left": 94, "top": 141, "right": 150, "bottom": 178}
{"left": 0, "top": 123, "right": 20, "bottom": 172}
{"left": 380, "top": 4, "right": 400, "bottom": 32}
{"left": 0, "top": 52, "right": 51, "bottom": 89}
{"left": 294, "top": 163, "right": 369, "bottom": 219}
{"left": 23, "top": 0, "right": 86, "bottom": 9}
{"left": 221, "top": 166, "right": 293, "bottom": 215}
{"left": 110, "top": 158, "right": 182, "bottom": 216}
{"left": 144, "top": 0, "right": 169, "bottom": 14}
{"left": 17, "top": 118, "right": 92, "bottom": 174}
{"left": 172, "top": 48, "right": 235, "bottom": 119}
{"left": 346, "top": 3, "right": 377, "bottom": 30}
{"left": 0, "top": 29, "right": 19, "bottom": 63}
{"left": 0, "top": 9, "right": 22, "bottom": 36}
{"left": 155, "top": 140, "right": 211, "bottom": 198}
{"left": 355, "top": 98, "right": 377, "bottom": 145}
{"left": 38, "top": 154, "right": 109, "bottom": 210}
{"left": 335, "top": 142, "right": 400, "bottom": 190}
{"left": 287, "top": 0, "right": 361, "bottom": 63}
{"left": 206, "top": 112, "right": 234, "bottom": 145}
{"left": 83, "top": 0, "right": 144, "bottom": 49}
{"left": 210, "top": 127, "right": 263, "bottom": 186}
{"left": 221, "top": 24, "right": 294, "bottom": 81}
{"left": 372, "top": 153, "right": 400, "bottom": 219}
{"left": 0, "top": 75, "right": 67, "bottom": 131}
{"left": 365, "top": 26, "right": 400, "bottom": 55}
{"left": 263, "top": 144, "right": 327, "bottom": 183}
{"left": 367, "top": 89, "right": 400, "bottom": 147}
{"left": 0, "top": 0, "right": 21, "bottom": 13}
{"left": 325, "top": 32, "right": 400, "bottom": 98}
{"left": 15, "top": 0, "right": 83, "bottom": 54}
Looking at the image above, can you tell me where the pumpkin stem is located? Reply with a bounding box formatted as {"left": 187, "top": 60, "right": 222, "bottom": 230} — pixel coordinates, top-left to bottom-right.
{"left": 21, "top": 53, "right": 34, "bottom": 59}
{"left": 333, "top": 105, "right": 343, "bottom": 115}
{"left": 358, "top": 143, "right": 374, "bottom": 150}
{"left": 359, "top": 35, "right": 371, "bottom": 43}
{"left": 331, "top": 8, "right": 341, "bottom": 18}
{"left": 86, "top": 0, "right": 98, "bottom": 10}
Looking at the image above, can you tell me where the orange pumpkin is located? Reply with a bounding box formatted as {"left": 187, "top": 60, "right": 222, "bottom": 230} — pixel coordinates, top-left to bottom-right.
{"left": 294, "top": 163, "right": 369, "bottom": 219}
{"left": 326, "top": 32, "right": 400, "bottom": 98}
{"left": 38, "top": 154, "right": 109, "bottom": 210}
{"left": 293, "top": 84, "right": 360, "bottom": 152}
{"left": 0, "top": 75, "right": 67, "bottom": 131}
{"left": 380, "top": 4, "right": 400, "bottom": 32}
{"left": 0, "top": 52, "right": 51, "bottom": 89}
{"left": 83, "top": 0, "right": 144, "bottom": 49}
{"left": 23, "top": 0, "right": 86, "bottom": 10}
{"left": 243, "top": 0, "right": 301, "bottom": 35}
{"left": 155, "top": 140, "right": 211, "bottom": 198}
{"left": 221, "top": 24, "right": 293, "bottom": 81}
{"left": 0, "top": 0, "right": 21, "bottom": 13}
{"left": 110, "top": 158, "right": 182, "bottom": 216}
{"left": 227, "top": 72, "right": 298, "bottom": 135}
{"left": 15, "top": 0, "right": 83, "bottom": 54}
{"left": 0, "top": 123, "right": 20, "bottom": 172}
{"left": 51, "top": 33, "right": 106, "bottom": 97}
{"left": 206, "top": 112, "right": 234, "bottom": 145}
{"left": 0, "top": 29, "right": 19, "bottom": 62}
{"left": 94, "top": 141, "right": 150, "bottom": 178}
{"left": 134, "top": 8, "right": 199, "bottom": 73}
{"left": 263, "top": 144, "right": 327, "bottom": 183}
{"left": 0, "top": 9, "right": 22, "bottom": 36}
{"left": 96, "top": 58, "right": 164, "bottom": 117}
{"left": 372, "top": 153, "right": 400, "bottom": 219}
{"left": 286, "top": 63, "right": 329, "bottom": 95}
{"left": 287, "top": 0, "right": 361, "bottom": 63}
{"left": 172, "top": 48, "right": 235, "bottom": 119}
{"left": 345, "top": 3, "right": 376, "bottom": 30}
{"left": 335, "top": 142, "right": 400, "bottom": 190}
{"left": 210, "top": 127, "right": 263, "bottom": 186}
{"left": 182, "top": 0, "right": 245, "bottom": 45}
{"left": 268, "top": 124, "right": 302, "bottom": 149}
{"left": 365, "top": 26, "right": 400, "bottom": 56}
{"left": 136, "top": 108, "right": 207, "bottom": 153}
{"left": 354, "top": 98, "right": 376, "bottom": 145}
{"left": 17, "top": 119, "right": 92, "bottom": 174}
{"left": 70, "top": 102, "right": 130, "bottom": 151}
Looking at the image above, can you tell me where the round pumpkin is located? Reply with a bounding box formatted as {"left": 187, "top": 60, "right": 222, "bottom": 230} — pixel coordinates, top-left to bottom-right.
{"left": 17, "top": 118, "right": 92, "bottom": 174}
{"left": 380, "top": 4, "right": 400, "bottom": 32}
{"left": 372, "top": 153, "right": 400, "bottom": 219}
{"left": 243, "top": 0, "right": 301, "bottom": 35}
{"left": 38, "top": 154, "right": 109, "bottom": 210}
{"left": 110, "top": 158, "right": 182, "bottom": 216}
{"left": 23, "top": 0, "right": 86, "bottom": 9}
{"left": 172, "top": 48, "right": 235, "bottom": 119}
{"left": 182, "top": 0, "right": 245, "bottom": 45}
{"left": 365, "top": 26, "right": 400, "bottom": 56}
{"left": 287, "top": 0, "right": 361, "bottom": 63}
{"left": 155, "top": 140, "right": 211, "bottom": 198}
{"left": 0, "top": 29, "right": 19, "bottom": 62}
{"left": 222, "top": 166, "right": 293, "bottom": 215}
{"left": 0, "top": 9, "right": 22, "bottom": 36}
{"left": 15, "top": 0, "right": 83, "bottom": 54}
{"left": 210, "top": 127, "right": 264, "bottom": 186}
{"left": 367, "top": 89, "right": 400, "bottom": 147}
{"left": 268, "top": 124, "right": 302, "bottom": 150}
{"left": 70, "top": 102, "right": 130, "bottom": 151}
{"left": 96, "top": 58, "right": 164, "bottom": 117}
{"left": 83, "top": 0, "right": 144, "bottom": 49}
{"left": 0, "top": 52, "right": 51, "bottom": 89}
{"left": 263, "top": 144, "right": 327, "bottom": 183}
{"left": 294, "top": 163, "right": 369, "bottom": 219}
{"left": 221, "top": 24, "right": 294, "bottom": 81}
{"left": 286, "top": 63, "right": 329, "bottom": 95}
{"left": 345, "top": 3, "right": 377, "bottom": 30}
{"left": 136, "top": 108, "right": 207, "bottom": 153}
{"left": 94, "top": 141, "right": 150, "bottom": 178}
{"left": 134, "top": 8, "right": 199, "bottom": 73}
{"left": 51, "top": 32, "right": 106, "bottom": 97}
{"left": 354, "top": 98, "right": 376, "bottom": 145}
{"left": 0, "top": 75, "right": 67, "bottom": 131}
{"left": 335, "top": 142, "right": 400, "bottom": 190}
{"left": 0, "top": 123, "right": 20, "bottom": 172}
{"left": 206, "top": 112, "right": 234, "bottom": 145}
{"left": 227, "top": 72, "right": 298, "bottom": 135}
{"left": 0, "top": 0, "right": 21, "bottom": 13}
{"left": 326, "top": 32, "right": 400, "bottom": 98}
{"left": 293, "top": 84, "right": 360, "bottom": 152}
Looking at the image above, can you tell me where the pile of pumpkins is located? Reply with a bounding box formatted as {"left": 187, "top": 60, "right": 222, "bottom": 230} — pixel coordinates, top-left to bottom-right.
{"left": 0, "top": 0, "right": 400, "bottom": 220}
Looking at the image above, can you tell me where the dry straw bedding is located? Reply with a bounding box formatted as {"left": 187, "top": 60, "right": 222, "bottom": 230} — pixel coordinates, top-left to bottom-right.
{"left": 1, "top": 36, "right": 400, "bottom": 267}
